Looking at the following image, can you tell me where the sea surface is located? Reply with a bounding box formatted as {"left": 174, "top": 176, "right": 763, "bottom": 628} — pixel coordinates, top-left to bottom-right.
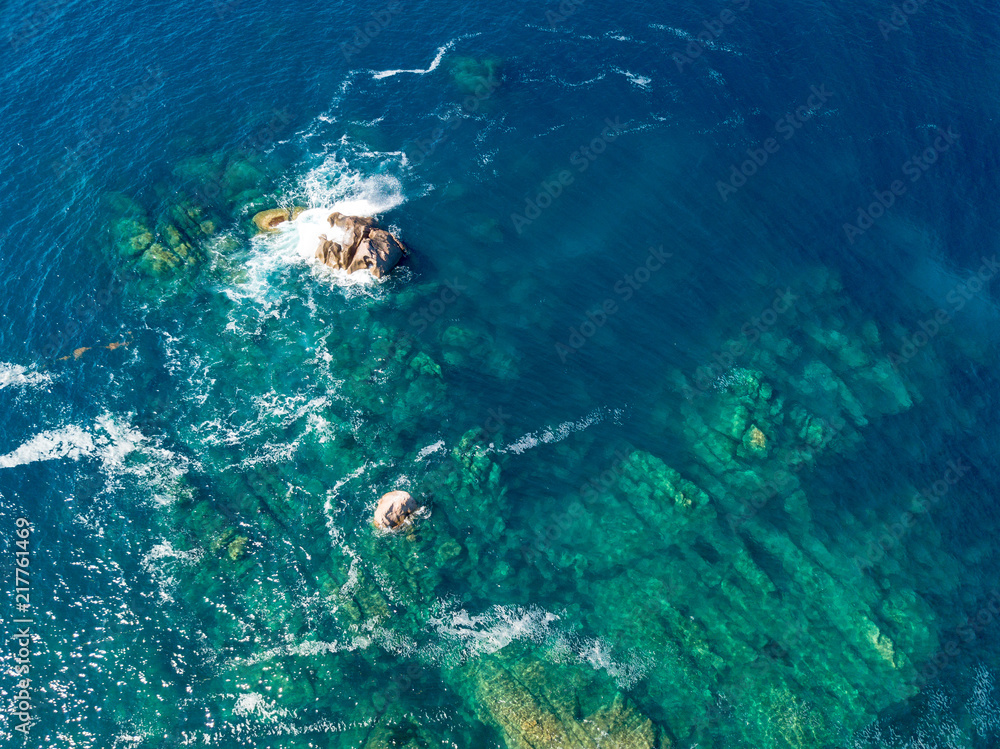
{"left": 2, "top": 0, "right": 1000, "bottom": 747}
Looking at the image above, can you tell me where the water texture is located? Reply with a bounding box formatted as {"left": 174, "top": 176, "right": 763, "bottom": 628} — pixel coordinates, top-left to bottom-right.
{"left": 2, "top": 0, "right": 1000, "bottom": 747}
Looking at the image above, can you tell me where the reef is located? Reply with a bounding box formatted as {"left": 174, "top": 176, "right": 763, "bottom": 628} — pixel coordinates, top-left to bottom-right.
{"left": 449, "top": 55, "right": 502, "bottom": 96}
{"left": 76, "top": 140, "right": 993, "bottom": 749}
{"left": 105, "top": 191, "right": 219, "bottom": 286}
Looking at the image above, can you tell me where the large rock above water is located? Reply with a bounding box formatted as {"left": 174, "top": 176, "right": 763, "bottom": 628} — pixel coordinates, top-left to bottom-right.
{"left": 316, "top": 212, "right": 406, "bottom": 279}
{"left": 374, "top": 490, "right": 417, "bottom": 530}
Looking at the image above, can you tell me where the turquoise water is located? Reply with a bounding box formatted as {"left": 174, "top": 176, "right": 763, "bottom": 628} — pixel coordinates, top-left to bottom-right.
{"left": 3, "top": 0, "right": 1000, "bottom": 746}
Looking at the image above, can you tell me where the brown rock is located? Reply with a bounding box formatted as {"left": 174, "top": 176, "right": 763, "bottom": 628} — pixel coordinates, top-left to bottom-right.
{"left": 329, "top": 211, "right": 374, "bottom": 232}
{"left": 253, "top": 208, "right": 290, "bottom": 232}
{"left": 252, "top": 207, "right": 307, "bottom": 233}
{"left": 315, "top": 213, "right": 406, "bottom": 278}
{"left": 374, "top": 491, "right": 417, "bottom": 530}
{"left": 347, "top": 230, "right": 405, "bottom": 278}
{"left": 316, "top": 238, "right": 344, "bottom": 267}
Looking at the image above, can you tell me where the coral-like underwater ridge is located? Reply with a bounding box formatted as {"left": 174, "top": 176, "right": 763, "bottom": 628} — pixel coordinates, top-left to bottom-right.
{"left": 82, "top": 151, "right": 989, "bottom": 748}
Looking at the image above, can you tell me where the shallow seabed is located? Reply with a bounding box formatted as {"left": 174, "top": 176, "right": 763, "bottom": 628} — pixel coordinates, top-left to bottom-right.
{"left": 2, "top": 0, "right": 1000, "bottom": 747}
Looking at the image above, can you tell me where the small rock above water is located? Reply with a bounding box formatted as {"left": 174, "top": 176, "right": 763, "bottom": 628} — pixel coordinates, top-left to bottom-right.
{"left": 252, "top": 207, "right": 305, "bottom": 232}
{"left": 316, "top": 212, "right": 406, "bottom": 279}
{"left": 374, "top": 490, "right": 417, "bottom": 530}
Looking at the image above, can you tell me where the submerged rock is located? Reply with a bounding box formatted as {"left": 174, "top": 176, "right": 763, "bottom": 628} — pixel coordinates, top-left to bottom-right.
{"left": 374, "top": 490, "right": 417, "bottom": 530}
{"left": 449, "top": 56, "right": 502, "bottom": 96}
{"left": 105, "top": 192, "right": 218, "bottom": 286}
{"left": 316, "top": 212, "right": 406, "bottom": 279}
{"left": 462, "top": 644, "right": 663, "bottom": 749}
{"left": 252, "top": 206, "right": 305, "bottom": 233}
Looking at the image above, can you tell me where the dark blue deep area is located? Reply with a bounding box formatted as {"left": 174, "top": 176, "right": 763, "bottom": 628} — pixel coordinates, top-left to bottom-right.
{"left": 3, "top": 0, "right": 1000, "bottom": 746}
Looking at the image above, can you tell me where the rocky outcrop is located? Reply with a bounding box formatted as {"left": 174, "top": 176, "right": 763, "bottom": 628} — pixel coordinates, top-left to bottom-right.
{"left": 316, "top": 212, "right": 406, "bottom": 279}
{"left": 252, "top": 207, "right": 305, "bottom": 232}
{"left": 374, "top": 490, "right": 417, "bottom": 530}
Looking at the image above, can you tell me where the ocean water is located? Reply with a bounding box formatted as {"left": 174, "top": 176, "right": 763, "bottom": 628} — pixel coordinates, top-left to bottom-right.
{"left": 3, "top": 0, "right": 1000, "bottom": 746}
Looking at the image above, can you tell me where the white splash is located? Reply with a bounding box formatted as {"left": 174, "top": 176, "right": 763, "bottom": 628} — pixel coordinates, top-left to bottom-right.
{"left": 0, "top": 414, "right": 146, "bottom": 469}
{"left": 235, "top": 156, "right": 406, "bottom": 301}
{"left": 0, "top": 424, "right": 95, "bottom": 467}
{"left": 0, "top": 362, "right": 52, "bottom": 390}
{"left": 577, "top": 637, "right": 654, "bottom": 690}
{"left": 140, "top": 541, "right": 204, "bottom": 603}
{"left": 234, "top": 638, "right": 367, "bottom": 668}
{"left": 0, "top": 414, "right": 191, "bottom": 505}
{"left": 614, "top": 67, "right": 652, "bottom": 89}
{"left": 233, "top": 693, "right": 291, "bottom": 721}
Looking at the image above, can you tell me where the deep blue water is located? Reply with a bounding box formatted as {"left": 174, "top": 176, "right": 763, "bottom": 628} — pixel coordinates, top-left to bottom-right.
{"left": 3, "top": 0, "right": 1000, "bottom": 747}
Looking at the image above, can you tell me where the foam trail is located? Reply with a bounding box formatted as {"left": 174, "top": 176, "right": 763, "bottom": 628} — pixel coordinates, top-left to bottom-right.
{"left": 0, "top": 414, "right": 147, "bottom": 469}
{"left": 0, "top": 362, "right": 52, "bottom": 390}
{"left": 0, "top": 416, "right": 187, "bottom": 508}
{"left": 428, "top": 604, "right": 559, "bottom": 660}
{"left": 500, "top": 408, "right": 617, "bottom": 455}
{"left": 372, "top": 41, "right": 455, "bottom": 79}
{"left": 415, "top": 440, "right": 445, "bottom": 461}
{"left": 0, "top": 424, "right": 95, "bottom": 467}
{"left": 614, "top": 67, "right": 652, "bottom": 89}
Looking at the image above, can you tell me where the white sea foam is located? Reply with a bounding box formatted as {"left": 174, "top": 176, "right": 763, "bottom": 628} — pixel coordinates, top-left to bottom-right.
{"left": 415, "top": 440, "right": 445, "bottom": 461}
{"left": 427, "top": 604, "right": 559, "bottom": 661}
{"left": 233, "top": 692, "right": 292, "bottom": 720}
{"left": 371, "top": 41, "right": 455, "bottom": 80}
{"left": 648, "top": 22, "right": 744, "bottom": 56}
{"left": 235, "top": 155, "right": 406, "bottom": 302}
{"left": 234, "top": 638, "right": 367, "bottom": 668}
{"left": 141, "top": 540, "right": 203, "bottom": 568}
{"left": 140, "top": 541, "right": 204, "bottom": 603}
{"left": 614, "top": 67, "right": 652, "bottom": 89}
{"left": 0, "top": 413, "right": 148, "bottom": 469}
{"left": 191, "top": 390, "right": 337, "bottom": 470}
{"left": 576, "top": 637, "right": 654, "bottom": 690}
{"left": 418, "top": 601, "right": 651, "bottom": 687}
{"left": 0, "top": 414, "right": 191, "bottom": 505}
{"left": 649, "top": 23, "right": 689, "bottom": 37}
{"left": 0, "top": 424, "right": 95, "bottom": 467}
{"left": 0, "top": 362, "right": 52, "bottom": 390}
{"left": 500, "top": 408, "right": 616, "bottom": 455}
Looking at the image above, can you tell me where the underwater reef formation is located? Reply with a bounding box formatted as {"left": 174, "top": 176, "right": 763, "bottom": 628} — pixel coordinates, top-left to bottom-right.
{"left": 449, "top": 55, "right": 502, "bottom": 96}
{"left": 105, "top": 191, "right": 219, "bottom": 286}
{"left": 316, "top": 212, "right": 407, "bottom": 278}
{"left": 514, "top": 267, "right": 971, "bottom": 747}
{"left": 458, "top": 643, "right": 666, "bottom": 749}
{"left": 80, "top": 141, "right": 994, "bottom": 749}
